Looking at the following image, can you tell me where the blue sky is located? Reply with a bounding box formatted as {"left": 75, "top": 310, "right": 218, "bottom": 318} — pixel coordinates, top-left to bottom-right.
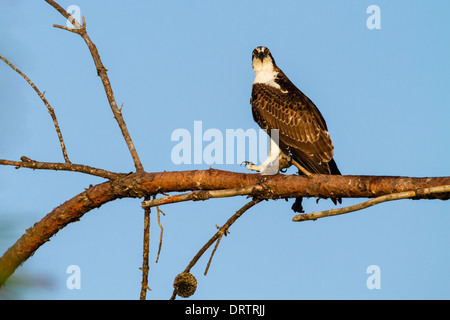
{"left": 0, "top": 1, "right": 449, "bottom": 299}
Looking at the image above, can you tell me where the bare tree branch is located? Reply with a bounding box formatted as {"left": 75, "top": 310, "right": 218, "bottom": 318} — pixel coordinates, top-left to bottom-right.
{"left": 0, "top": 157, "right": 121, "bottom": 180}
{"left": 141, "top": 186, "right": 265, "bottom": 209}
{"left": 170, "top": 198, "right": 262, "bottom": 300}
{"left": 1, "top": 169, "right": 448, "bottom": 288}
{"left": 293, "top": 184, "right": 450, "bottom": 222}
{"left": 204, "top": 224, "right": 228, "bottom": 276}
{"left": 44, "top": 0, "right": 144, "bottom": 172}
{"left": 139, "top": 196, "right": 151, "bottom": 300}
{"left": 0, "top": 56, "right": 70, "bottom": 163}
{"left": 155, "top": 205, "right": 165, "bottom": 264}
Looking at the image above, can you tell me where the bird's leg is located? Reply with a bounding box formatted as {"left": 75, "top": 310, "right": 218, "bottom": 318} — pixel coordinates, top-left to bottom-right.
{"left": 278, "top": 152, "right": 292, "bottom": 172}
{"left": 260, "top": 153, "right": 281, "bottom": 175}
{"left": 246, "top": 137, "right": 280, "bottom": 174}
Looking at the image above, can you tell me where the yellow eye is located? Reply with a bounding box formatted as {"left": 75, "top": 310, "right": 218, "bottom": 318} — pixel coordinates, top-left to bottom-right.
{"left": 253, "top": 51, "right": 257, "bottom": 56}
{"left": 266, "top": 49, "right": 270, "bottom": 55}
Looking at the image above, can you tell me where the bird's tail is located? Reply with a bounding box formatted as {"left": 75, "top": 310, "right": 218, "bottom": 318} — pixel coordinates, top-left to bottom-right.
{"left": 291, "top": 158, "right": 342, "bottom": 213}
{"left": 328, "top": 158, "right": 342, "bottom": 205}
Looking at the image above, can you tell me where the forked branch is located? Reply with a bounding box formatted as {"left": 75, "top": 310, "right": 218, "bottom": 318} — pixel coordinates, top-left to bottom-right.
{"left": 44, "top": 0, "right": 144, "bottom": 172}
{"left": 1, "top": 170, "right": 449, "bottom": 288}
{"left": 170, "top": 198, "right": 262, "bottom": 300}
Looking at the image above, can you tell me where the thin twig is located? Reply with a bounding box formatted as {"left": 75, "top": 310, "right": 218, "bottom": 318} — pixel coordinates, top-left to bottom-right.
{"left": 0, "top": 55, "right": 70, "bottom": 163}
{"left": 45, "top": 0, "right": 144, "bottom": 172}
{"left": 53, "top": 24, "right": 81, "bottom": 34}
{"left": 45, "top": 0, "right": 83, "bottom": 28}
{"left": 142, "top": 186, "right": 265, "bottom": 209}
{"left": 155, "top": 205, "right": 165, "bottom": 263}
{"left": 0, "top": 157, "right": 120, "bottom": 180}
{"left": 170, "top": 198, "right": 262, "bottom": 300}
{"left": 293, "top": 184, "right": 450, "bottom": 222}
{"left": 204, "top": 226, "right": 229, "bottom": 276}
{"left": 140, "top": 196, "right": 151, "bottom": 300}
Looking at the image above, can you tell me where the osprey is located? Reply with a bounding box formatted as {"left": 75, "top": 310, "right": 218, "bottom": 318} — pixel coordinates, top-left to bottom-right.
{"left": 247, "top": 46, "right": 342, "bottom": 213}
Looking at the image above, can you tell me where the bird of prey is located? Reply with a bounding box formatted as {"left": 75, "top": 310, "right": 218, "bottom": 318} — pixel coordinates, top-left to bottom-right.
{"left": 246, "top": 46, "right": 342, "bottom": 213}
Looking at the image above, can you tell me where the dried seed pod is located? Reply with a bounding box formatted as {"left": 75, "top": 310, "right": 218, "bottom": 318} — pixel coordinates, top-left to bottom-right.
{"left": 173, "top": 272, "right": 197, "bottom": 298}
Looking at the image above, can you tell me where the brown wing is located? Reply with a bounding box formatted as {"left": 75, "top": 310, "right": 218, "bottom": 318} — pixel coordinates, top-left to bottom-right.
{"left": 251, "top": 83, "right": 335, "bottom": 174}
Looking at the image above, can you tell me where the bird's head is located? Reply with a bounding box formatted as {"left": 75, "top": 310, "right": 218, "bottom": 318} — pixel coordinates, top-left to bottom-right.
{"left": 252, "top": 46, "right": 276, "bottom": 72}
{"left": 252, "top": 46, "right": 280, "bottom": 86}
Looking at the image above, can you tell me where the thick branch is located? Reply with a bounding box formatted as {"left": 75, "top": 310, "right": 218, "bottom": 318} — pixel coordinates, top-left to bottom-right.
{"left": 0, "top": 169, "right": 449, "bottom": 287}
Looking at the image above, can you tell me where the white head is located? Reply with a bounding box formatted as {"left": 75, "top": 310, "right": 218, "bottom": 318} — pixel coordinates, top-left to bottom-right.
{"left": 252, "top": 46, "right": 280, "bottom": 88}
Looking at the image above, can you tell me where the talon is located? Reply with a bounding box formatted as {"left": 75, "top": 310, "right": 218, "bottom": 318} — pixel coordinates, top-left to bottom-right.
{"left": 246, "top": 163, "right": 262, "bottom": 172}
{"left": 241, "top": 160, "right": 254, "bottom": 166}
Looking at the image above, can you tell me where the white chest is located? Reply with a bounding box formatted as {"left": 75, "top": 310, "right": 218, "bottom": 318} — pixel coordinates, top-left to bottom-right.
{"left": 252, "top": 60, "right": 281, "bottom": 89}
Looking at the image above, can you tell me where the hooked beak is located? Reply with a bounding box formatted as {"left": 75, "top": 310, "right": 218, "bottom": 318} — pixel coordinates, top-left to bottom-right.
{"left": 258, "top": 52, "right": 265, "bottom": 63}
